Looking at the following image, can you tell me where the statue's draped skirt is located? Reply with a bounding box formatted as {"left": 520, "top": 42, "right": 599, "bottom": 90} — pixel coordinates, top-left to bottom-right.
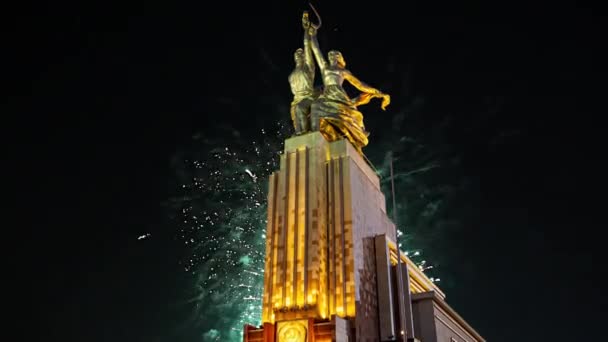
{"left": 312, "top": 85, "right": 369, "bottom": 152}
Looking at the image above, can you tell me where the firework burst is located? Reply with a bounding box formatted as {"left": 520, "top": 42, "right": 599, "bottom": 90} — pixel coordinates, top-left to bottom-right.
{"left": 167, "top": 121, "right": 289, "bottom": 341}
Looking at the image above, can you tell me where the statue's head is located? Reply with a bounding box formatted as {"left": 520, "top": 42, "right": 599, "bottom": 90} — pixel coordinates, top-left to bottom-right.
{"left": 294, "top": 48, "right": 304, "bottom": 64}
{"left": 328, "top": 50, "right": 346, "bottom": 68}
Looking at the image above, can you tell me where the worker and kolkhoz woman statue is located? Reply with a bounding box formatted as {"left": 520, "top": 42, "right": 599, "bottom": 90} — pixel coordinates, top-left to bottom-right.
{"left": 288, "top": 7, "right": 390, "bottom": 154}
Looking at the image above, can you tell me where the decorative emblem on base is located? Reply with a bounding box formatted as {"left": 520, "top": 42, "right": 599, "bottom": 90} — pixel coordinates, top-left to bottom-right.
{"left": 277, "top": 320, "right": 308, "bottom": 342}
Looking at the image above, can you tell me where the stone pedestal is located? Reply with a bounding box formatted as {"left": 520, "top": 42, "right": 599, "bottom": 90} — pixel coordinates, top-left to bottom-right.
{"left": 261, "top": 132, "right": 394, "bottom": 325}
{"left": 247, "top": 133, "right": 482, "bottom": 342}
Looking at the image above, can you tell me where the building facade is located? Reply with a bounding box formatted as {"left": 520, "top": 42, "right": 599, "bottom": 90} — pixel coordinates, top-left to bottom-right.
{"left": 244, "top": 132, "right": 484, "bottom": 342}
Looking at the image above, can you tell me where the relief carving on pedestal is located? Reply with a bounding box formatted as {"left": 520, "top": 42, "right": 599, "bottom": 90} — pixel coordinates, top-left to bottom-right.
{"left": 277, "top": 320, "right": 308, "bottom": 342}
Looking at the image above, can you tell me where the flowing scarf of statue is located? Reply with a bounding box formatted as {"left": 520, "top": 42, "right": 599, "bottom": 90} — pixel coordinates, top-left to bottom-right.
{"left": 303, "top": 5, "right": 390, "bottom": 154}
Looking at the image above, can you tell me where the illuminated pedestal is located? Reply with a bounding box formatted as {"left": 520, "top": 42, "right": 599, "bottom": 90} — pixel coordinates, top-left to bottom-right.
{"left": 262, "top": 132, "right": 394, "bottom": 323}
{"left": 244, "top": 133, "right": 484, "bottom": 342}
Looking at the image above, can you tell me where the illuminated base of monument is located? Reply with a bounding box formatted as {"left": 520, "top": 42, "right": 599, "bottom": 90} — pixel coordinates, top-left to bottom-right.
{"left": 244, "top": 133, "right": 484, "bottom": 342}
{"left": 244, "top": 316, "right": 347, "bottom": 342}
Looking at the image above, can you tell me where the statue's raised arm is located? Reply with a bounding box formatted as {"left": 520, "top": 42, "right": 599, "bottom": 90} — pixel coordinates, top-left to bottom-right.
{"left": 302, "top": 12, "right": 315, "bottom": 75}
{"left": 308, "top": 27, "right": 328, "bottom": 75}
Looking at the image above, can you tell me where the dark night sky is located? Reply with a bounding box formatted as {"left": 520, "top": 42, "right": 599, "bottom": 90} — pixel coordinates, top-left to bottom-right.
{"left": 15, "top": 1, "right": 605, "bottom": 341}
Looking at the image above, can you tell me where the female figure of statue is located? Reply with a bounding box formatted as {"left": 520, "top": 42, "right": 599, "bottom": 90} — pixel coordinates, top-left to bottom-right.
{"left": 308, "top": 25, "right": 390, "bottom": 153}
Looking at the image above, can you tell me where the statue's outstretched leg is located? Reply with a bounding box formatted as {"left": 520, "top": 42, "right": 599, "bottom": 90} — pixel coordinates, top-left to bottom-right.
{"left": 292, "top": 106, "right": 302, "bottom": 134}
{"left": 298, "top": 113, "right": 310, "bottom": 133}
{"left": 298, "top": 99, "right": 312, "bottom": 133}
{"left": 310, "top": 102, "right": 320, "bottom": 131}
{"left": 294, "top": 100, "right": 313, "bottom": 135}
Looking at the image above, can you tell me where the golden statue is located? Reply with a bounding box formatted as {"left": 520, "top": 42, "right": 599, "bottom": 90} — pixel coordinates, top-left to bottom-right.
{"left": 288, "top": 11, "right": 319, "bottom": 135}
{"left": 305, "top": 7, "right": 390, "bottom": 154}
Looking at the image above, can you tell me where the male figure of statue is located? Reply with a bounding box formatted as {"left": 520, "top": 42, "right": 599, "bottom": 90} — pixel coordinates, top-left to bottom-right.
{"left": 288, "top": 11, "right": 317, "bottom": 135}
